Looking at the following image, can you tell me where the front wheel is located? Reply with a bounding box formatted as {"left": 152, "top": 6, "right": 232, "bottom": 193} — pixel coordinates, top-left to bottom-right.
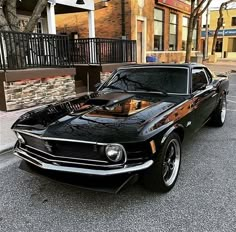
{"left": 142, "top": 133, "right": 181, "bottom": 193}
{"left": 210, "top": 94, "right": 227, "bottom": 127}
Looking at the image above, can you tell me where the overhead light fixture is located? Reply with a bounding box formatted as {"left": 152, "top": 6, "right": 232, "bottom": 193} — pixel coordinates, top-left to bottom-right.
{"left": 48, "top": 0, "right": 56, "bottom": 4}
{"left": 76, "top": 0, "right": 85, "bottom": 4}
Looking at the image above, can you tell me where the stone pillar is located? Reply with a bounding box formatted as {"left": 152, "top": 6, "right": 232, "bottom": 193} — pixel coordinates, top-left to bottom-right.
{"left": 47, "top": 3, "right": 56, "bottom": 34}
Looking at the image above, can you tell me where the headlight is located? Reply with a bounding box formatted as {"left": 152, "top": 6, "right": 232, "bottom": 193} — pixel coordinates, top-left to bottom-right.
{"left": 16, "top": 132, "right": 25, "bottom": 144}
{"left": 105, "top": 144, "right": 124, "bottom": 162}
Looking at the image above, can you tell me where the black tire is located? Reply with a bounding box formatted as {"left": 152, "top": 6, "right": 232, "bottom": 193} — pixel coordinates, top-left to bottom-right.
{"left": 210, "top": 94, "right": 227, "bottom": 127}
{"left": 142, "top": 133, "right": 181, "bottom": 193}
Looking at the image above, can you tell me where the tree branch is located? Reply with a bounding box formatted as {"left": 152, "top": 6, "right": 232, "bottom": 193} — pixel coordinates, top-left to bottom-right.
{"left": 6, "top": 0, "right": 19, "bottom": 31}
{"left": 198, "top": 0, "right": 213, "bottom": 17}
{"left": 24, "top": 0, "right": 48, "bottom": 33}
{"left": 0, "top": 0, "right": 10, "bottom": 31}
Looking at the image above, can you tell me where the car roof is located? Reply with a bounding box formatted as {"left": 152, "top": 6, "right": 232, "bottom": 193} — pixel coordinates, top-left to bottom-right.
{"left": 117, "top": 63, "right": 206, "bottom": 70}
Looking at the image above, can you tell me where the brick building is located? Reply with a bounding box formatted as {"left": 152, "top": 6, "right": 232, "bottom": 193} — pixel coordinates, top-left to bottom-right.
{"left": 56, "top": 0, "right": 202, "bottom": 63}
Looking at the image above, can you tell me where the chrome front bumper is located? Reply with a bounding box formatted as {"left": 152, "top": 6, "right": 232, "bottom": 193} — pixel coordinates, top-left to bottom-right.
{"left": 14, "top": 148, "right": 153, "bottom": 176}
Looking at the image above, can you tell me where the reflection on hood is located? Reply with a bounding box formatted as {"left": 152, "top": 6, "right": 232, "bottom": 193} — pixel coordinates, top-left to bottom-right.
{"left": 87, "top": 98, "right": 153, "bottom": 117}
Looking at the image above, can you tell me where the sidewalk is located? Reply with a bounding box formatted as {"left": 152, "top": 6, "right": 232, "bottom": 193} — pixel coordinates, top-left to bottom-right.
{"left": 0, "top": 107, "right": 37, "bottom": 154}
{"left": 0, "top": 61, "right": 236, "bottom": 154}
{"left": 203, "top": 60, "right": 236, "bottom": 74}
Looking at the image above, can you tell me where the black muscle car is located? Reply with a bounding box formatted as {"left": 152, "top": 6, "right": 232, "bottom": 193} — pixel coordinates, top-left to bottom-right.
{"left": 12, "top": 64, "right": 229, "bottom": 193}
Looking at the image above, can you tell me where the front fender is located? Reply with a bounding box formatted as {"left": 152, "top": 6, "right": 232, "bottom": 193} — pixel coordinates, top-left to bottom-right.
{"left": 160, "top": 124, "right": 185, "bottom": 144}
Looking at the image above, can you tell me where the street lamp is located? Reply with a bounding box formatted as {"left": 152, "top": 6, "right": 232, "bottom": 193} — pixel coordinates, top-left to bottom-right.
{"left": 221, "top": 22, "right": 225, "bottom": 58}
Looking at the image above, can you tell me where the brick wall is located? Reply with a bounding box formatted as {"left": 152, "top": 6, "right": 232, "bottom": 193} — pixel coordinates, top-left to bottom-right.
{"left": 56, "top": 0, "right": 131, "bottom": 39}
{"left": 56, "top": 0, "right": 201, "bottom": 63}
{"left": 4, "top": 75, "right": 76, "bottom": 111}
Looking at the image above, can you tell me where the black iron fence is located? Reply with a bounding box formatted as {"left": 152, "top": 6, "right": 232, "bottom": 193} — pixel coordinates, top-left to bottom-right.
{"left": 0, "top": 31, "right": 137, "bottom": 70}
{"left": 0, "top": 31, "right": 71, "bottom": 70}
{"left": 70, "top": 38, "right": 137, "bottom": 64}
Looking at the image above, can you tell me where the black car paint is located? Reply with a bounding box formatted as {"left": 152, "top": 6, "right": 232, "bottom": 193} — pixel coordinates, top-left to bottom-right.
{"left": 12, "top": 64, "right": 229, "bottom": 185}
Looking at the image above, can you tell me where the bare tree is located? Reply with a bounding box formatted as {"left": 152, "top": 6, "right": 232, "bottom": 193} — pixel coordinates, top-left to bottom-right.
{"left": 0, "top": 0, "right": 48, "bottom": 68}
{"left": 0, "top": 0, "right": 48, "bottom": 32}
{"left": 185, "top": 0, "right": 212, "bottom": 63}
{"left": 211, "top": 0, "right": 236, "bottom": 55}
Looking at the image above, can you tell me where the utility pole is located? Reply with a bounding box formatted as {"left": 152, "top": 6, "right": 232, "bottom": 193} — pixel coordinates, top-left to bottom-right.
{"left": 221, "top": 22, "right": 225, "bottom": 58}
{"left": 204, "top": 7, "right": 209, "bottom": 60}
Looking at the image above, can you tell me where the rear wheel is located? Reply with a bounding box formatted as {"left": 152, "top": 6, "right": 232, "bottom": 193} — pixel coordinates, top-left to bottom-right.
{"left": 210, "top": 94, "right": 227, "bottom": 127}
{"left": 142, "top": 133, "right": 181, "bottom": 192}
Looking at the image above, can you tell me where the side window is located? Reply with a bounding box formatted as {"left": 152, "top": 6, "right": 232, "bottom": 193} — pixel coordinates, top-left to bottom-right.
{"left": 204, "top": 68, "right": 213, "bottom": 83}
{"left": 192, "top": 68, "right": 208, "bottom": 92}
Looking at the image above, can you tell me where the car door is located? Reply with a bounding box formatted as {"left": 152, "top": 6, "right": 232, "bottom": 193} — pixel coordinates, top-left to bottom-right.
{"left": 191, "top": 67, "right": 217, "bottom": 132}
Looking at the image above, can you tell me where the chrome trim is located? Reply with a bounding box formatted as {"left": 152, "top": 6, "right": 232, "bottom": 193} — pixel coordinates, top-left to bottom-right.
{"left": 186, "top": 121, "right": 192, "bottom": 128}
{"left": 14, "top": 149, "right": 153, "bottom": 176}
{"left": 17, "top": 147, "right": 122, "bottom": 168}
{"left": 25, "top": 144, "right": 108, "bottom": 164}
{"left": 126, "top": 91, "right": 189, "bottom": 96}
{"left": 193, "top": 85, "right": 214, "bottom": 97}
{"left": 22, "top": 144, "right": 127, "bottom": 167}
{"left": 13, "top": 129, "right": 108, "bottom": 145}
{"left": 100, "top": 66, "right": 189, "bottom": 95}
{"left": 105, "top": 143, "right": 127, "bottom": 164}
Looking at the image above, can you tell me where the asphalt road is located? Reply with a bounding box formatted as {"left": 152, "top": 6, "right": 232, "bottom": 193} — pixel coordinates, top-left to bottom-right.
{"left": 0, "top": 74, "right": 236, "bottom": 232}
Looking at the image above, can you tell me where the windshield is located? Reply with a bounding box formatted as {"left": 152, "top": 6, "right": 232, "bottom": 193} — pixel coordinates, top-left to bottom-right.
{"left": 101, "top": 67, "right": 188, "bottom": 94}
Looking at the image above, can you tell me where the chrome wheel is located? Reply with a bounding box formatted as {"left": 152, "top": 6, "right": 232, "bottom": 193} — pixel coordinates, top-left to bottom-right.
{"left": 221, "top": 95, "right": 227, "bottom": 123}
{"left": 162, "top": 139, "right": 181, "bottom": 187}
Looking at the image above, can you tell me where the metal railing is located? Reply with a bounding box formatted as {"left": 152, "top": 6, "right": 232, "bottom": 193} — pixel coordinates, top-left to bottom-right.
{"left": 0, "top": 31, "right": 137, "bottom": 70}
{"left": 70, "top": 38, "right": 137, "bottom": 65}
{"left": 0, "top": 31, "right": 71, "bottom": 70}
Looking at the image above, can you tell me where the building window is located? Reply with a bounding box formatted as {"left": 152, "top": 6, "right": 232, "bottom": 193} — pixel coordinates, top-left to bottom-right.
{"left": 154, "top": 9, "right": 164, "bottom": 51}
{"left": 182, "top": 17, "right": 189, "bottom": 50}
{"left": 232, "top": 17, "right": 236, "bottom": 26}
{"left": 169, "top": 13, "right": 177, "bottom": 51}
{"left": 228, "top": 38, "right": 236, "bottom": 52}
{"left": 36, "top": 22, "right": 43, "bottom": 34}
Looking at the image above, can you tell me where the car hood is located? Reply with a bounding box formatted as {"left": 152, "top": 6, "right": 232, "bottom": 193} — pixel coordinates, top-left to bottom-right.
{"left": 12, "top": 92, "right": 186, "bottom": 143}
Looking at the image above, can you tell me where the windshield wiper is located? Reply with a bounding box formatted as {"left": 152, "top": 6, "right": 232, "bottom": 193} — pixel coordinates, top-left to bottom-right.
{"left": 135, "top": 87, "right": 168, "bottom": 96}
{"left": 102, "top": 85, "right": 127, "bottom": 92}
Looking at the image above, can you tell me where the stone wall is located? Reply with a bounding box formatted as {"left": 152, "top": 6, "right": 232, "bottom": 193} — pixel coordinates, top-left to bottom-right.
{"left": 4, "top": 75, "right": 76, "bottom": 111}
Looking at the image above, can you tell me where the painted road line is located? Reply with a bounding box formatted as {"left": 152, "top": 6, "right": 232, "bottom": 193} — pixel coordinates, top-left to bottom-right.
{"left": 227, "top": 109, "right": 236, "bottom": 112}
{"left": 228, "top": 100, "right": 236, "bottom": 104}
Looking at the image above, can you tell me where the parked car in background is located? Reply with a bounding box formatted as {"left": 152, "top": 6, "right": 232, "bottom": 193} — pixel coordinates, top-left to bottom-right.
{"left": 12, "top": 64, "right": 229, "bottom": 193}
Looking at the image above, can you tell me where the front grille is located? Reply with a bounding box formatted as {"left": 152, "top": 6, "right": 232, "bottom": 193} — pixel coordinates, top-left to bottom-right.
{"left": 21, "top": 134, "right": 108, "bottom": 163}
{"left": 18, "top": 133, "right": 149, "bottom": 168}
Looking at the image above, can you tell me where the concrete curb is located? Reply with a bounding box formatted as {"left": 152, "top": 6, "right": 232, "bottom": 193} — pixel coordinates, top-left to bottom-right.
{"left": 0, "top": 142, "right": 15, "bottom": 155}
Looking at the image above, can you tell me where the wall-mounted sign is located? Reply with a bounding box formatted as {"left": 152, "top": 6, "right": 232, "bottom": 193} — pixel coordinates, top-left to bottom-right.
{"left": 201, "top": 29, "right": 236, "bottom": 37}
{"left": 157, "top": 0, "right": 191, "bottom": 13}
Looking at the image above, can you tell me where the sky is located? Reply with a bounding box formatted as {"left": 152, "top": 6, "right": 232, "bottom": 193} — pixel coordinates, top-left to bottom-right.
{"left": 209, "top": 0, "right": 236, "bottom": 8}
{"left": 202, "top": 0, "right": 236, "bottom": 23}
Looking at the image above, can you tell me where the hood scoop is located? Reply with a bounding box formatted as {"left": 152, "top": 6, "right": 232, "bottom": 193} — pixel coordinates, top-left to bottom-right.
{"left": 85, "top": 92, "right": 134, "bottom": 107}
